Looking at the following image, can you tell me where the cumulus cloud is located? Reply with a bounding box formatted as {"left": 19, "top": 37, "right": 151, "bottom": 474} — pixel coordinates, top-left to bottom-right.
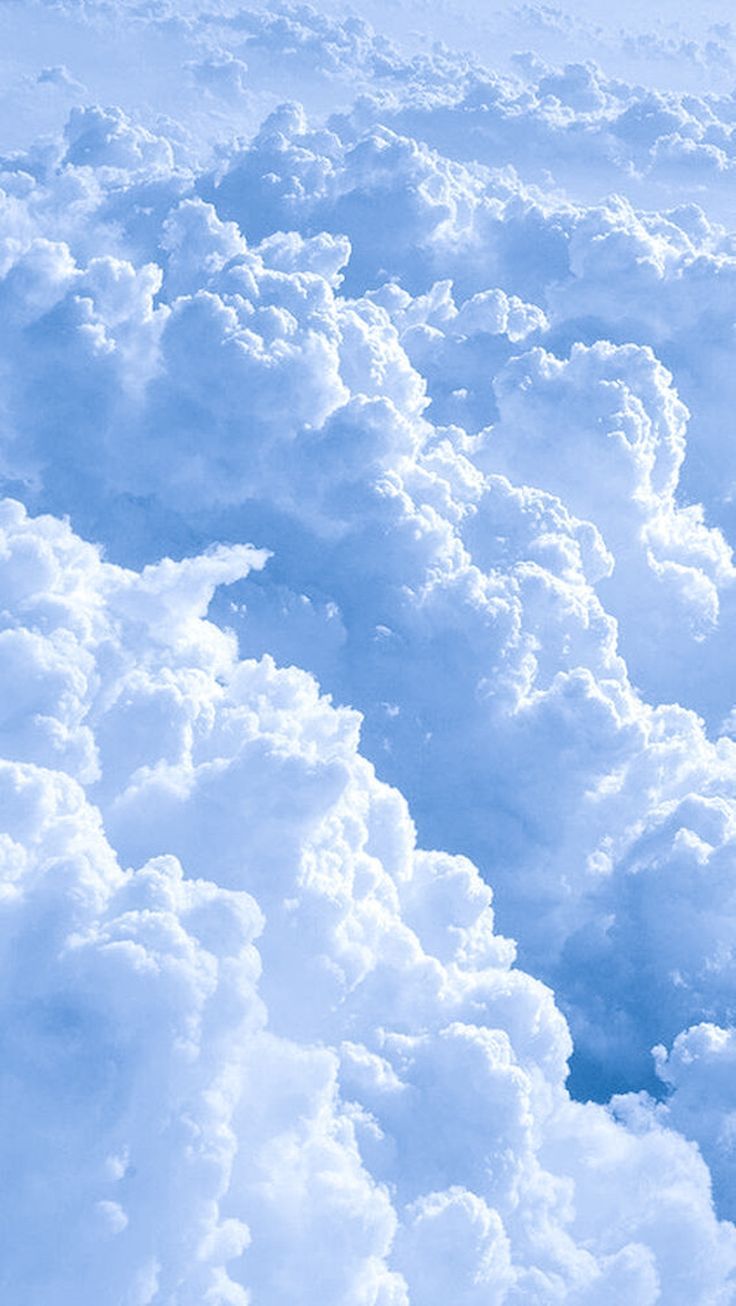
{"left": 1, "top": 83, "right": 736, "bottom": 1143}
{"left": 4, "top": 0, "right": 736, "bottom": 1294}
{"left": 1, "top": 499, "right": 735, "bottom": 1303}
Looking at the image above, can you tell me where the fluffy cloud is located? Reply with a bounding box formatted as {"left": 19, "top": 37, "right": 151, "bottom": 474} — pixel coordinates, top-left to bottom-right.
{"left": 1, "top": 94, "right": 736, "bottom": 1144}
{"left": 1, "top": 498, "right": 735, "bottom": 1303}
{"left": 3, "top": 1, "right": 736, "bottom": 1290}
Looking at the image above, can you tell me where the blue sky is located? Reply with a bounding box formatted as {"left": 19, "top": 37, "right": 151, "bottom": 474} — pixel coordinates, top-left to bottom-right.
{"left": 3, "top": 1, "right": 736, "bottom": 1301}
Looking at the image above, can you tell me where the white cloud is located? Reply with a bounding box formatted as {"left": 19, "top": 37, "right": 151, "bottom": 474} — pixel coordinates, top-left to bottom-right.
{"left": 0, "top": 132, "right": 734, "bottom": 1137}
{"left": 3, "top": 2, "right": 736, "bottom": 1291}
{"left": 0, "top": 499, "right": 734, "bottom": 1302}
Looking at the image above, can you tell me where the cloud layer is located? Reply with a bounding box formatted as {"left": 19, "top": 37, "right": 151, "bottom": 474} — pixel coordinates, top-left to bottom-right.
{"left": 3, "top": 0, "right": 736, "bottom": 1299}
{"left": 2, "top": 498, "right": 735, "bottom": 1303}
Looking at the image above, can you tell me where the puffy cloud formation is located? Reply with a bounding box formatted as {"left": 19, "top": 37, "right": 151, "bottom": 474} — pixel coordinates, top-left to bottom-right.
{"left": 2, "top": 498, "right": 736, "bottom": 1304}
{"left": 4, "top": 0, "right": 736, "bottom": 1296}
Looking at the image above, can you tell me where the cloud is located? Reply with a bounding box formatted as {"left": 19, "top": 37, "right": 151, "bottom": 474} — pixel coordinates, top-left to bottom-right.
{"left": 653, "top": 1024, "right": 736, "bottom": 1221}
{"left": 0, "top": 498, "right": 735, "bottom": 1302}
{"left": 1, "top": 103, "right": 736, "bottom": 1143}
{"left": 3, "top": 2, "right": 736, "bottom": 1284}
{"left": 63, "top": 104, "right": 178, "bottom": 176}
{"left": 186, "top": 52, "right": 250, "bottom": 99}
{"left": 37, "top": 65, "right": 86, "bottom": 94}
{"left": 482, "top": 339, "right": 734, "bottom": 665}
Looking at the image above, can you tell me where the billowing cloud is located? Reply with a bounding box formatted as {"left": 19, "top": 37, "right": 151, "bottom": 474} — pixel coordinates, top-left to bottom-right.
{"left": 3, "top": 0, "right": 736, "bottom": 1295}
{"left": 1, "top": 499, "right": 735, "bottom": 1303}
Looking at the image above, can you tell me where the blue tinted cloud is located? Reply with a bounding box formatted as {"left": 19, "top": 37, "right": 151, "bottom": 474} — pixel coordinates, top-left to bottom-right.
{"left": 3, "top": 1, "right": 736, "bottom": 1300}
